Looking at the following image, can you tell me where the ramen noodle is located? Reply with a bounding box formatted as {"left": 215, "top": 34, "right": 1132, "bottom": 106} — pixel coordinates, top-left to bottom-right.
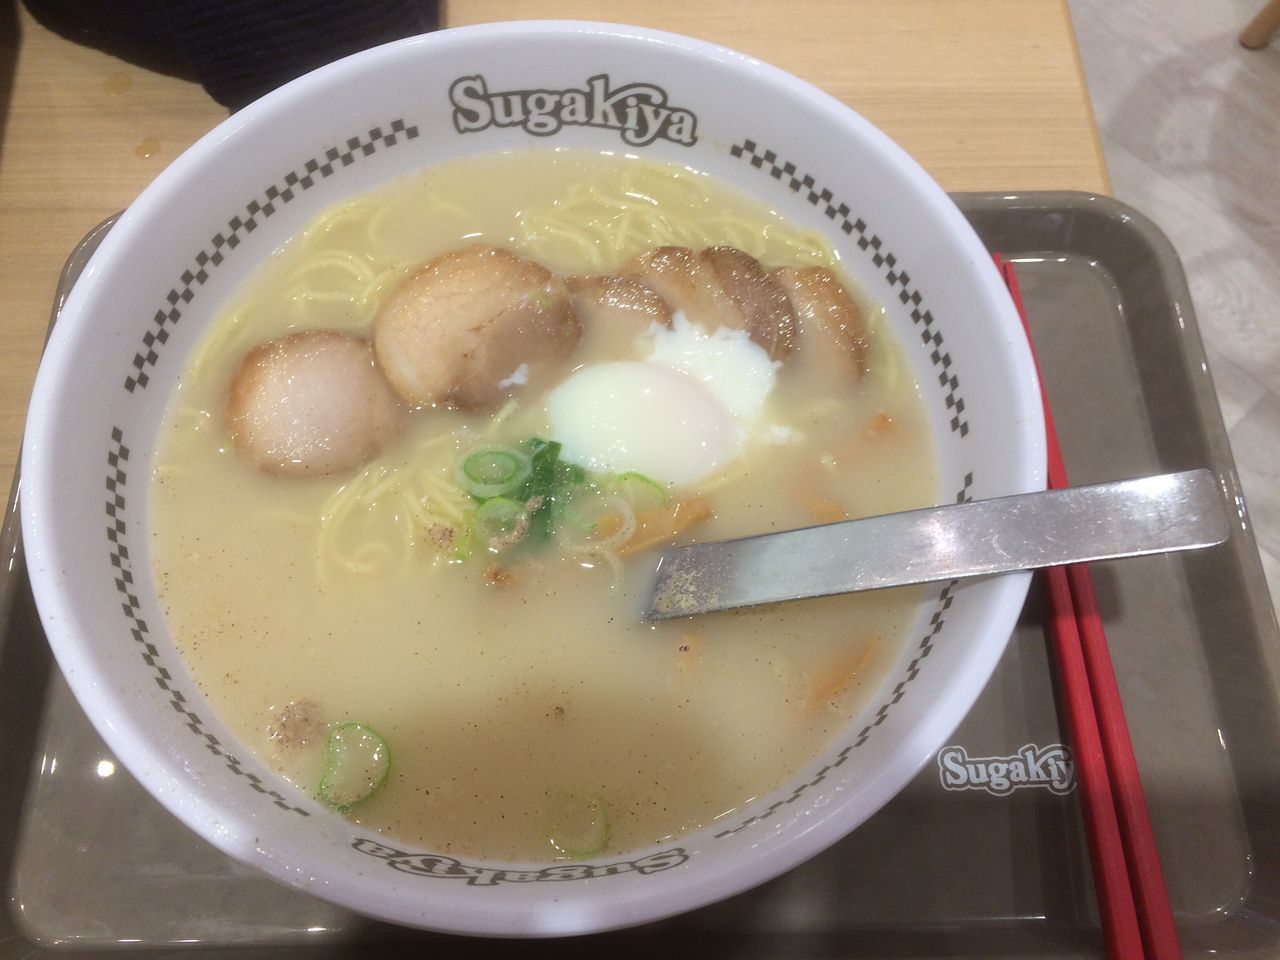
{"left": 150, "top": 150, "right": 937, "bottom": 860}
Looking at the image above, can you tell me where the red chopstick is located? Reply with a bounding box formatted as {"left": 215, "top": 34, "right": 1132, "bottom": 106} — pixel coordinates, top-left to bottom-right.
{"left": 996, "top": 255, "right": 1182, "bottom": 960}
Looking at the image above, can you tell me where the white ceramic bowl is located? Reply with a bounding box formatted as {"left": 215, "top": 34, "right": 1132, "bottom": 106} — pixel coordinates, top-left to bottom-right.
{"left": 21, "top": 21, "right": 1044, "bottom": 937}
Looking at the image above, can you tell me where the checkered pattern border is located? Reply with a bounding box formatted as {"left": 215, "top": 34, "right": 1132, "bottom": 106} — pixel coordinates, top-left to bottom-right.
{"left": 105, "top": 427, "right": 310, "bottom": 816}
{"left": 714, "top": 482, "right": 969, "bottom": 839}
{"left": 729, "top": 139, "right": 970, "bottom": 437}
{"left": 124, "top": 119, "right": 420, "bottom": 393}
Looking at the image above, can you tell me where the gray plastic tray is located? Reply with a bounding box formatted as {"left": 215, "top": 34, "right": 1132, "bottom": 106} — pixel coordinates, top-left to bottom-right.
{"left": 3, "top": 193, "right": 1278, "bottom": 958}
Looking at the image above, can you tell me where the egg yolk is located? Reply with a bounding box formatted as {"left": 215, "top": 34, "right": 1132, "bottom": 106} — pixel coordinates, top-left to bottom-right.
{"left": 546, "top": 361, "right": 739, "bottom": 486}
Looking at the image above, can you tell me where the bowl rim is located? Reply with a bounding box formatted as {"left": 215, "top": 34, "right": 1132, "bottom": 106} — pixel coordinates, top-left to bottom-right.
{"left": 20, "top": 18, "right": 1046, "bottom": 937}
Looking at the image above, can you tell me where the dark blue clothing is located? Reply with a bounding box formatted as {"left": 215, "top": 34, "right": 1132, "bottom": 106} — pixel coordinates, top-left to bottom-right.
{"left": 23, "top": 0, "right": 438, "bottom": 110}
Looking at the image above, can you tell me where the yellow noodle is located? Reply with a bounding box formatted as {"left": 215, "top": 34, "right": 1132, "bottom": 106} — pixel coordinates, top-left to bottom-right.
{"left": 367, "top": 193, "right": 474, "bottom": 252}
{"left": 314, "top": 428, "right": 475, "bottom": 581}
{"left": 421, "top": 193, "right": 472, "bottom": 221}
{"left": 354, "top": 465, "right": 393, "bottom": 504}
{"left": 289, "top": 252, "right": 376, "bottom": 287}
{"left": 594, "top": 498, "right": 637, "bottom": 551}
{"left": 418, "top": 475, "right": 470, "bottom": 524}
{"left": 347, "top": 541, "right": 393, "bottom": 573}
{"left": 615, "top": 211, "right": 636, "bottom": 247}
{"left": 286, "top": 287, "right": 363, "bottom": 306}
{"left": 636, "top": 217, "right": 684, "bottom": 250}
{"left": 393, "top": 497, "right": 420, "bottom": 549}
{"left": 398, "top": 490, "right": 439, "bottom": 529}
{"left": 360, "top": 470, "right": 407, "bottom": 506}
{"left": 187, "top": 302, "right": 254, "bottom": 378}
{"left": 567, "top": 545, "right": 623, "bottom": 585}
{"left": 310, "top": 197, "right": 379, "bottom": 235}
{"left": 516, "top": 184, "right": 837, "bottom": 271}
{"left": 484, "top": 399, "right": 519, "bottom": 437}
{"left": 361, "top": 264, "right": 413, "bottom": 306}
{"left": 316, "top": 477, "right": 373, "bottom": 577}
{"left": 521, "top": 221, "right": 607, "bottom": 269}
{"left": 365, "top": 201, "right": 406, "bottom": 253}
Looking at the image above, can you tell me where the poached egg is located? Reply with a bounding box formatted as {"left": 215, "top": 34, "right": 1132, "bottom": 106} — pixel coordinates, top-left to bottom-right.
{"left": 546, "top": 314, "right": 778, "bottom": 487}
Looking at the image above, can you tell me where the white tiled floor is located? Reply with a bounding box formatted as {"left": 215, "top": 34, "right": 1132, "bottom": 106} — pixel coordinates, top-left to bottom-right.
{"left": 1068, "top": 0, "right": 1280, "bottom": 618}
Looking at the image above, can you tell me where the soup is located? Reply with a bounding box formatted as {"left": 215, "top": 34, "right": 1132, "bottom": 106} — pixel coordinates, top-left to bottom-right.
{"left": 150, "top": 150, "right": 937, "bottom": 861}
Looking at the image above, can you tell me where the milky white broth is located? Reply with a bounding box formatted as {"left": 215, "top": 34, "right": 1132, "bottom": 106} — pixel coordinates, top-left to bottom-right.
{"left": 150, "top": 150, "right": 937, "bottom": 861}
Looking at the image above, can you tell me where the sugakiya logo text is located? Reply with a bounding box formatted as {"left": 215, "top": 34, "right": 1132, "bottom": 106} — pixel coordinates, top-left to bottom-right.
{"left": 449, "top": 74, "right": 698, "bottom": 146}
{"left": 937, "top": 743, "right": 1075, "bottom": 796}
{"left": 352, "top": 838, "right": 688, "bottom": 885}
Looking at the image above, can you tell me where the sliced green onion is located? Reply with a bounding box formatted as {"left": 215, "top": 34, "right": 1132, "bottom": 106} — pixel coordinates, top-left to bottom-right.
{"left": 453, "top": 438, "right": 597, "bottom": 551}
{"left": 521, "top": 439, "right": 589, "bottom": 542}
{"left": 459, "top": 445, "right": 531, "bottom": 499}
{"left": 473, "top": 496, "right": 528, "bottom": 551}
{"left": 547, "top": 794, "right": 610, "bottom": 859}
{"left": 318, "top": 722, "right": 390, "bottom": 814}
{"left": 523, "top": 438, "right": 563, "bottom": 499}
{"left": 611, "top": 471, "right": 669, "bottom": 512}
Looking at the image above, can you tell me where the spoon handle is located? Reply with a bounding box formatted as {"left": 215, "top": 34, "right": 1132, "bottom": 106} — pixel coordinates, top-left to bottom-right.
{"left": 643, "top": 469, "right": 1230, "bottom": 620}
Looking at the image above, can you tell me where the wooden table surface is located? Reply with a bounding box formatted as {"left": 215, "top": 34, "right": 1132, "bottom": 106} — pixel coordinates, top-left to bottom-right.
{"left": 0, "top": 0, "right": 1108, "bottom": 490}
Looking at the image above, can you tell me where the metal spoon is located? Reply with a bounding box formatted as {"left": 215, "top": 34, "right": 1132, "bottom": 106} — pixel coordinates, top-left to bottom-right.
{"left": 642, "top": 469, "right": 1230, "bottom": 620}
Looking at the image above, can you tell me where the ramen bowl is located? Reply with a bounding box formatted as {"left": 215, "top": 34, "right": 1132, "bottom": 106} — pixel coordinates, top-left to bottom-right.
{"left": 21, "top": 21, "right": 1044, "bottom": 937}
